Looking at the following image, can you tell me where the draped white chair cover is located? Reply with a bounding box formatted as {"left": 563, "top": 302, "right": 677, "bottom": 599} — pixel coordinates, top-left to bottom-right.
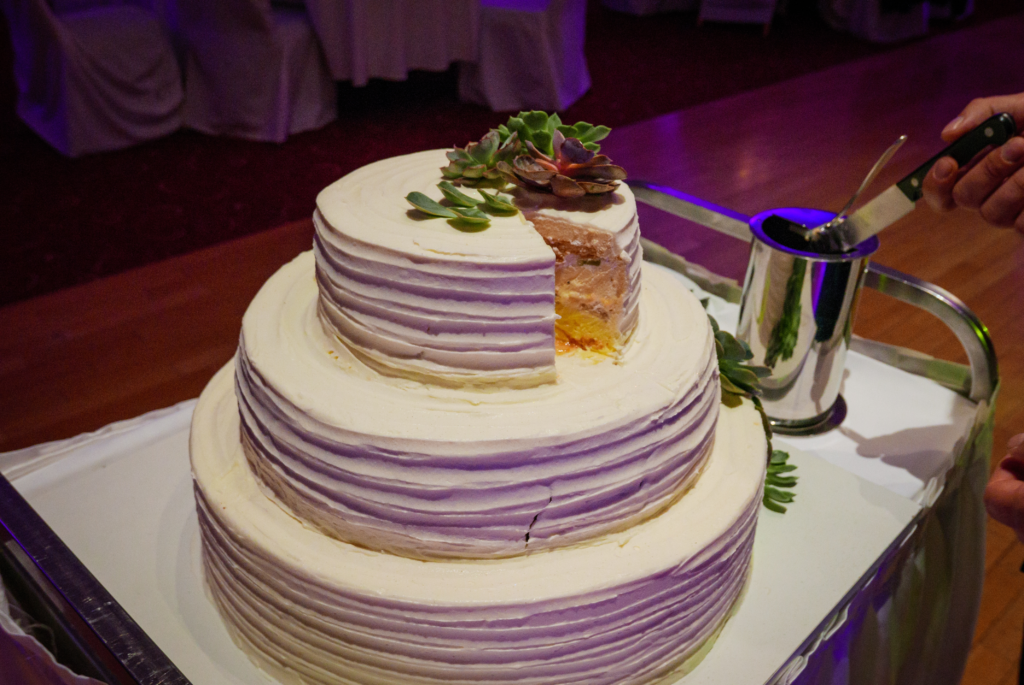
{"left": 174, "top": 0, "right": 335, "bottom": 143}
{"left": 1, "top": 0, "right": 183, "bottom": 157}
{"left": 458, "top": 0, "right": 591, "bottom": 113}
{"left": 303, "top": 0, "right": 479, "bottom": 86}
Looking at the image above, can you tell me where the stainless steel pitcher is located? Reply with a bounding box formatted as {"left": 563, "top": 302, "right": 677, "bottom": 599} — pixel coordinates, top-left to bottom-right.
{"left": 737, "top": 207, "right": 879, "bottom": 434}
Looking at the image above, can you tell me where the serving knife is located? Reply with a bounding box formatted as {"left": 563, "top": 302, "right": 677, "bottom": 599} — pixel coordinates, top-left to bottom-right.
{"left": 813, "top": 112, "right": 1018, "bottom": 252}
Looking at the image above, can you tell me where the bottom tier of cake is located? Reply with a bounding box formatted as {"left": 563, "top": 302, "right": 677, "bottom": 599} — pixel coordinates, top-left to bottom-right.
{"left": 190, "top": 363, "right": 767, "bottom": 685}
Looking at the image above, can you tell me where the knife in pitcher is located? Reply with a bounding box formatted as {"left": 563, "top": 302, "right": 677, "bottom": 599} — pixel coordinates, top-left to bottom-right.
{"left": 827, "top": 112, "right": 1018, "bottom": 250}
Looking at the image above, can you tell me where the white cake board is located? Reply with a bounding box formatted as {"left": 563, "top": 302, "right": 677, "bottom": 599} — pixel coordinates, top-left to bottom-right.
{"left": 6, "top": 399, "right": 919, "bottom": 685}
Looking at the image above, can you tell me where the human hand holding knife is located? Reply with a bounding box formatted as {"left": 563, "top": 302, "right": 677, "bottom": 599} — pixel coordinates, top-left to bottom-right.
{"left": 923, "top": 92, "right": 1024, "bottom": 232}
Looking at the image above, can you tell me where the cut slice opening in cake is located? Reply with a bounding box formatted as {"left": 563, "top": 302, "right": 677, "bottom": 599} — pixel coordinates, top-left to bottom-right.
{"left": 526, "top": 211, "right": 632, "bottom": 355}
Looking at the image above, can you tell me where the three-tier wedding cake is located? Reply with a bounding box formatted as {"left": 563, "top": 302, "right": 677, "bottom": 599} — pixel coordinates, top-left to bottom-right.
{"left": 190, "top": 129, "right": 767, "bottom": 684}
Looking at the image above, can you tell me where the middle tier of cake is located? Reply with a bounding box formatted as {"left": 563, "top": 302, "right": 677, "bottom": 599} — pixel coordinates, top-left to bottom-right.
{"left": 235, "top": 252, "right": 720, "bottom": 560}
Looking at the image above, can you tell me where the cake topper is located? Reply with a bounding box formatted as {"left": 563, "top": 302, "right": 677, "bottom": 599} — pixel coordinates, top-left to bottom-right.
{"left": 406, "top": 111, "right": 626, "bottom": 229}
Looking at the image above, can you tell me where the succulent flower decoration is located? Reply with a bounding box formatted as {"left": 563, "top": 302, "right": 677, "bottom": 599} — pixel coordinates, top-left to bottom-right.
{"left": 497, "top": 130, "right": 627, "bottom": 199}
{"left": 441, "top": 130, "right": 519, "bottom": 184}
{"left": 498, "top": 111, "right": 611, "bottom": 155}
{"left": 440, "top": 112, "right": 616, "bottom": 187}
{"left": 417, "top": 112, "right": 625, "bottom": 224}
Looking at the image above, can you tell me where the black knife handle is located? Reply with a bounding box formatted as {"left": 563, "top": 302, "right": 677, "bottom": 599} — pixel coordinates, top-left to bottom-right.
{"left": 897, "top": 112, "right": 1017, "bottom": 201}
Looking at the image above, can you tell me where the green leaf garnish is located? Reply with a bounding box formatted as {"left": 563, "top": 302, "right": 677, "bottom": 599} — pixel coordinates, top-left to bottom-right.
{"left": 478, "top": 189, "right": 518, "bottom": 215}
{"left": 438, "top": 181, "right": 480, "bottom": 208}
{"left": 448, "top": 212, "right": 490, "bottom": 232}
{"left": 452, "top": 206, "right": 488, "bottom": 221}
{"left": 763, "top": 450, "right": 798, "bottom": 512}
{"left": 579, "top": 259, "right": 602, "bottom": 266}
{"left": 406, "top": 192, "right": 457, "bottom": 219}
{"left": 764, "top": 486, "right": 796, "bottom": 503}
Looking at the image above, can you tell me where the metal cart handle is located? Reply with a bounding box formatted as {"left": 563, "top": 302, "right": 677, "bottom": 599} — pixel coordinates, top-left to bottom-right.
{"left": 857, "top": 263, "right": 998, "bottom": 404}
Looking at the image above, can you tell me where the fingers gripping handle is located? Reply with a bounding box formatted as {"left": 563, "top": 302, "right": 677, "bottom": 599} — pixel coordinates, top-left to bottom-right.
{"left": 898, "top": 113, "right": 1017, "bottom": 201}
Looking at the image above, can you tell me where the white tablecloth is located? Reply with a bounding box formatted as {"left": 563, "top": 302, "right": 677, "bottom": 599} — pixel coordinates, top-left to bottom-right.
{"left": 303, "top": 0, "right": 479, "bottom": 85}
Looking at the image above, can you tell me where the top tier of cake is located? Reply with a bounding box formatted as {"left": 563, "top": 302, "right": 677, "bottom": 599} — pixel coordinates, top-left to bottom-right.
{"left": 313, "top": 149, "right": 641, "bottom": 388}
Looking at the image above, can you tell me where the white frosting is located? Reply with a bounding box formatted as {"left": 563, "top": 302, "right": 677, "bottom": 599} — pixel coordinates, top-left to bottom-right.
{"left": 314, "top": 149, "right": 641, "bottom": 387}
{"left": 191, "top": 362, "right": 766, "bottom": 685}
{"left": 236, "top": 253, "right": 719, "bottom": 560}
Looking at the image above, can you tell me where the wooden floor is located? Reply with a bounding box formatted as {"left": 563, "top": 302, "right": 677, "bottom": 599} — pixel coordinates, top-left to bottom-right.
{"left": 2, "top": 11, "right": 1024, "bottom": 683}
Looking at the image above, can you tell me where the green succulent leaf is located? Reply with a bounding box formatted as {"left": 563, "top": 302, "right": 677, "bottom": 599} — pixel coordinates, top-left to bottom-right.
{"left": 443, "top": 129, "right": 522, "bottom": 185}
{"left": 441, "top": 164, "right": 465, "bottom": 179}
{"left": 532, "top": 132, "right": 553, "bottom": 157}
{"left": 705, "top": 312, "right": 797, "bottom": 514}
{"left": 470, "top": 130, "right": 499, "bottom": 163}
{"left": 719, "top": 374, "right": 749, "bottom": 396}
{"left": 716, "top": 330, "right": 751, "bottom": 362}
{"left": 720, "top": 363, "right": 761, "bottom": 392}
{"left": 764, "top": 486, "right": 796, "bottom": 503}
{"left": 504, "top": 111, "right": 563, "bottom": 156}
{"left": 451, "top": 206, "right": 489, "bottom": 222}
{"left": 763, "top": 450, "right": 798, "bottom": 512}
{"left": 720, "top": 391, "right": 743, "bottom": 408}
{"left": 447, "top": 205, "right": 491, "bottom": 232}
{"left": 438, "top": 181, "right": 480, "bottom": 208}
{"left": 478, "top": 189, "right": 518, "bottom": 215}
{"left": 556, "top": 122, "right": 611, "bottom": 152}
{"left": 449, "top": 220, "right": 490, "bottom": 233}
{"left": 767, "top": 473, "right": 798, "bottom": 487}
{"left": 406, "top": 192, "right": 458, "bottom": 219}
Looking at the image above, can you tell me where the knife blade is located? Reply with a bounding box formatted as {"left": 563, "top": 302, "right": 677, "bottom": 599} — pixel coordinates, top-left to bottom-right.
{"left": 830, "top": 112, "right": 1018, "bottom": 250}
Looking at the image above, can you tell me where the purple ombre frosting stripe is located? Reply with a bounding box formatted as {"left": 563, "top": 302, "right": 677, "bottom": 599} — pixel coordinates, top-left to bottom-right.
{"left": 191, "top": 368, "right": 765, "bottom": 685}
{"left": 232, "top": 259, "right": 720, "bottom": 560}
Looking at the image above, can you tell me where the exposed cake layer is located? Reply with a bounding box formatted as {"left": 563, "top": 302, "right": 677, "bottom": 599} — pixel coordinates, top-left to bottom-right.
{"left": 314, "top": 149, "right": 640, "bottom": 387}
{"left": 515, "top": 190, "right": 642, "bottom": 354}
{"left": 235, "top": 252, "right": 718, "bottom": 560}
{"left": 192, "top": 364, "right": 766, "bottom": 685}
